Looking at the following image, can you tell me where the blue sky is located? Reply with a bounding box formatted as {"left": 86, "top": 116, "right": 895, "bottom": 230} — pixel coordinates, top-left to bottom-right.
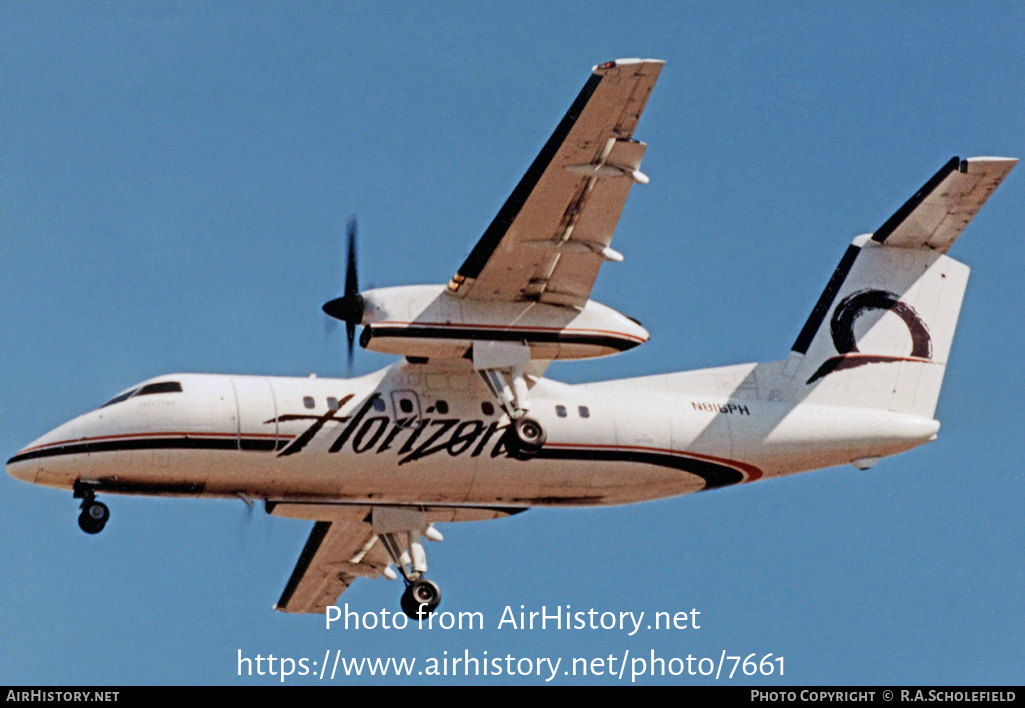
{"left": 2, "top": 2, "right": 1023, "bottom": 685}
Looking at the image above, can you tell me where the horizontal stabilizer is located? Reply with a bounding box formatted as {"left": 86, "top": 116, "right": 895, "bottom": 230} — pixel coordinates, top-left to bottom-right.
{"left": 872, "top": 156, "right": 1017, "bottom": 252}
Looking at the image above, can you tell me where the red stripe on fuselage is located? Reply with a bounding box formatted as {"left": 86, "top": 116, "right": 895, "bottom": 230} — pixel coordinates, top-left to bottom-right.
{"left": 545, "top": 442, "right": 763, "bottom": 482}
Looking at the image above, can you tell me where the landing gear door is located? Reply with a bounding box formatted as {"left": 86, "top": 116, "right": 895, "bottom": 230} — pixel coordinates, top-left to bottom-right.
{"left": 390, "top": 390, "right": 421, "bottom": 428}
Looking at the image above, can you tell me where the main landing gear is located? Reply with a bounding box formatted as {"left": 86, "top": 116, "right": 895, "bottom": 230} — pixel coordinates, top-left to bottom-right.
{"left": 372, "top": 507, "right": 443, "bottom": 620}
{"left": 473, "top": 341, "right": 547, "bottom": 460}
{"left": 74, "top": 482, "right": 109, "bottom": 534}
{"left": 400, "top": 578, "right": 442, "bottom": 620}
{"left": 504, "top": 415, "right": 547, "bottom": 459}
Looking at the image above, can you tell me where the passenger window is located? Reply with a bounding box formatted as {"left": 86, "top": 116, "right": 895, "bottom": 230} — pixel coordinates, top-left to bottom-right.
{"left": 303, "top": 396, "right": 315, "bottom": 409}
{"left": 578, "top": 406, "right": 590, "bottom": 418}
{"left": 481, "top": 401, "right": 495, "bottom": 416}
{"left": 436, "top": 400, "right": 449, "bottom": 414}
{"left": 556, "top": 405, "right": 567, "bottom": 417}
{"left": 327, "top": 397, "right": 339, "bottom": 411}
{"left": 399, "top": 399, "right": 414, "bottom": 414}
{"left": 373, "top": 398, "right": 386, "bottom": 412}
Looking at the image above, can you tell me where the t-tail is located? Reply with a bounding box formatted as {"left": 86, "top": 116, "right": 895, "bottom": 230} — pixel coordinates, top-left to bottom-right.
{"left": 779, "top": 156, "right": 1016, "bottom": 418}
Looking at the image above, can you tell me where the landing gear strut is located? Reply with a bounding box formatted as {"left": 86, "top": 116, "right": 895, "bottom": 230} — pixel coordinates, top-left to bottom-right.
{"left": 74, "top": 483, "right": 109, "bottom": 534}
{"left": 372, "top": 507, "right": 443, "bottom": 620}
{"left": 471, "top": 342, "right": 547, "bottom": 460}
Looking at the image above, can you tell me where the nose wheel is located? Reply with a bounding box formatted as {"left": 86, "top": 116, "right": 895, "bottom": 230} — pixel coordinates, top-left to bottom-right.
{"left": 74, "top": 483, "right": 109, "bottom": 534}
{"left": 78, "top": 499, "right": 109, "bottom": 534}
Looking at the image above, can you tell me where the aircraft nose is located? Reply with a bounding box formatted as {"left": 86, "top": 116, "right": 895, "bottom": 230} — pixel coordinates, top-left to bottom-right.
{"left": 7, "top": 418, "right": 82, "bottom": 486}
{"left": 7, "top": 449, "right": 38, "bottom": 483}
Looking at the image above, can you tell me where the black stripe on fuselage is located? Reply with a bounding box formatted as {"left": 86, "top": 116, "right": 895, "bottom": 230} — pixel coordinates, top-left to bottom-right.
{"left": 276, "top": 521, "right": 333, "bottom": 610}
{"left": 90, "top": 480, "right": 205, "bottom": 495}
{"left": 367, "top": 325, "right": 641, "bottom": 352}
{"left": 7, "top": 436, "right": 278, "bottom": 464}
{"left": 536, "top": 447, "right": 746, "bottom": 490}
{"left": 456, "top": 72, "right": 605, "bottom": 280}
{"left": 791, "top": 243, "right": 862, "bottom": 355}
{"left": 10, "top": 437, "right": 752, "bottom": 492}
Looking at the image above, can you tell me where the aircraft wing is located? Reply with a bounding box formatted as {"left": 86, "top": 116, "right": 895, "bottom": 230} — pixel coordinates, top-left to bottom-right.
{"left": 274, "top": 517, "right": 391, "bottom": 614}
{"left": 872, "top": 156, "right": 1017, "bottom": 252}
{"left": 271, "top": 502, "right": 525, "bottom": 614}
{"left": 446, "top": 59, "right": 663, "bottom": 308}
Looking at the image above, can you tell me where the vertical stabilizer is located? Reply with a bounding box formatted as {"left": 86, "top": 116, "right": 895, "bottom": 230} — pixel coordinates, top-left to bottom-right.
{"left": 780, "top": 156, "right": 1015, "bottom": 417}
{"left": 784, "top": 236, "right": 968, "bottom": 417}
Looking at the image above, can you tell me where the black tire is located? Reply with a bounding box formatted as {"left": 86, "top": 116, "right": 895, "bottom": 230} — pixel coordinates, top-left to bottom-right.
{"left": 78, "top": 512, "right": 103, "bottom": 534}
{"left": 400, "top": 578, "right": 441, "bottom": 620}
{"left": 78, "top": 501, "right": 109, "bottom": 534}
{"left": 505, "top": 417, "right": 546, "bottom": 459}
{"left": 86, "top": 501, "right": 109, "bottom": 523}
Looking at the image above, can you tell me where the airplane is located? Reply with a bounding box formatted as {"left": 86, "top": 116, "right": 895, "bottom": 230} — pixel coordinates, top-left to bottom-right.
{"left": 6, "top": 58, "right": 1016, "bottom": 620}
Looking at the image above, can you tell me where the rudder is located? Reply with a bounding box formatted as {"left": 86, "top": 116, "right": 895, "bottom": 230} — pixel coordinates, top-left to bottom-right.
{"left": 783, "top": 235, "right": 968, "bottom": 417}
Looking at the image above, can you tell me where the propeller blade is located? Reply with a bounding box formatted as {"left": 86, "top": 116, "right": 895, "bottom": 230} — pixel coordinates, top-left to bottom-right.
{"left": 346, "top": 321, "right": 356, "bottom": 371}
{"left": 345, "top": 216, "right": 358, "bottom": 297}
{"left": 322, "top": 215, "right": 364, "bottom": 375}
{"left": 345, "top": 217, "right": 358, "bottom": 375}
{"left": 324, "top": 216, "right": 365, "bottom": 325}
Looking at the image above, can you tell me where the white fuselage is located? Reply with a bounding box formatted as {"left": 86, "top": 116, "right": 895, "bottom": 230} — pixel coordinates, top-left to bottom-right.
{"left": 7, "top": 362, "right": 940, "bottom": 508}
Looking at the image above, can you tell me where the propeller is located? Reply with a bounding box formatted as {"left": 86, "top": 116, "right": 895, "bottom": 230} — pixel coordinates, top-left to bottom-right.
{"left": 323, "top": 216, "right": 366, "bottom": 371}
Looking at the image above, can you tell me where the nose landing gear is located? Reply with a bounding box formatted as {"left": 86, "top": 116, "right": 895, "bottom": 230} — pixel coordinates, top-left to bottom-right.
{"left": 74, "top": 482, "right": 109, "bottom": 534}
{"left": 78, "top": 499, "right": 109, "bottom": 534}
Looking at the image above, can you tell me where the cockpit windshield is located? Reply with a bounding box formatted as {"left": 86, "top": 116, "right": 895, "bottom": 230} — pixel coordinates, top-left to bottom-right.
{"left": 137, "top": 381, "right": 183, "bottom": 396}
{"left": 101, "top": 381, "right": 183, "bottom": 408}
{"left": 101, "top": 388, "right": 138, "bottom": 408}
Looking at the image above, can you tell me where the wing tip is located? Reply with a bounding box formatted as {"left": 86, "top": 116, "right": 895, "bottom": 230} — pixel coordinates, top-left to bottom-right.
{"left": 592, "top": 58, "right": 665, "bottom": 73}
{"left": 962, "top": 156, "right": 1018, "bottom": 173}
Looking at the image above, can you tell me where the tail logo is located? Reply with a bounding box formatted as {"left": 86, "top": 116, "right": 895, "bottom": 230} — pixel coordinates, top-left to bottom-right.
{"left": 807, "top": 289, "right": 933, "bottom": 384}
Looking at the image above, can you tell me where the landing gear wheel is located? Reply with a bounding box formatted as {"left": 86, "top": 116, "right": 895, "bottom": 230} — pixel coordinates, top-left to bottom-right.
{"left": 78, "top": 500, "right": 109, "bottom": 534}
{"left": 505, "top": 416, "right": 546, "bottom": 459}
{"left": 400, "top": 578, "right": 441, "bottom": 620}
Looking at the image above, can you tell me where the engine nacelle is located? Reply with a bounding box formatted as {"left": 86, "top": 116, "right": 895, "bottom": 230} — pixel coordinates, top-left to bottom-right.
{"left": 349, "top": 285, "right": 648, "bottom": 361}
